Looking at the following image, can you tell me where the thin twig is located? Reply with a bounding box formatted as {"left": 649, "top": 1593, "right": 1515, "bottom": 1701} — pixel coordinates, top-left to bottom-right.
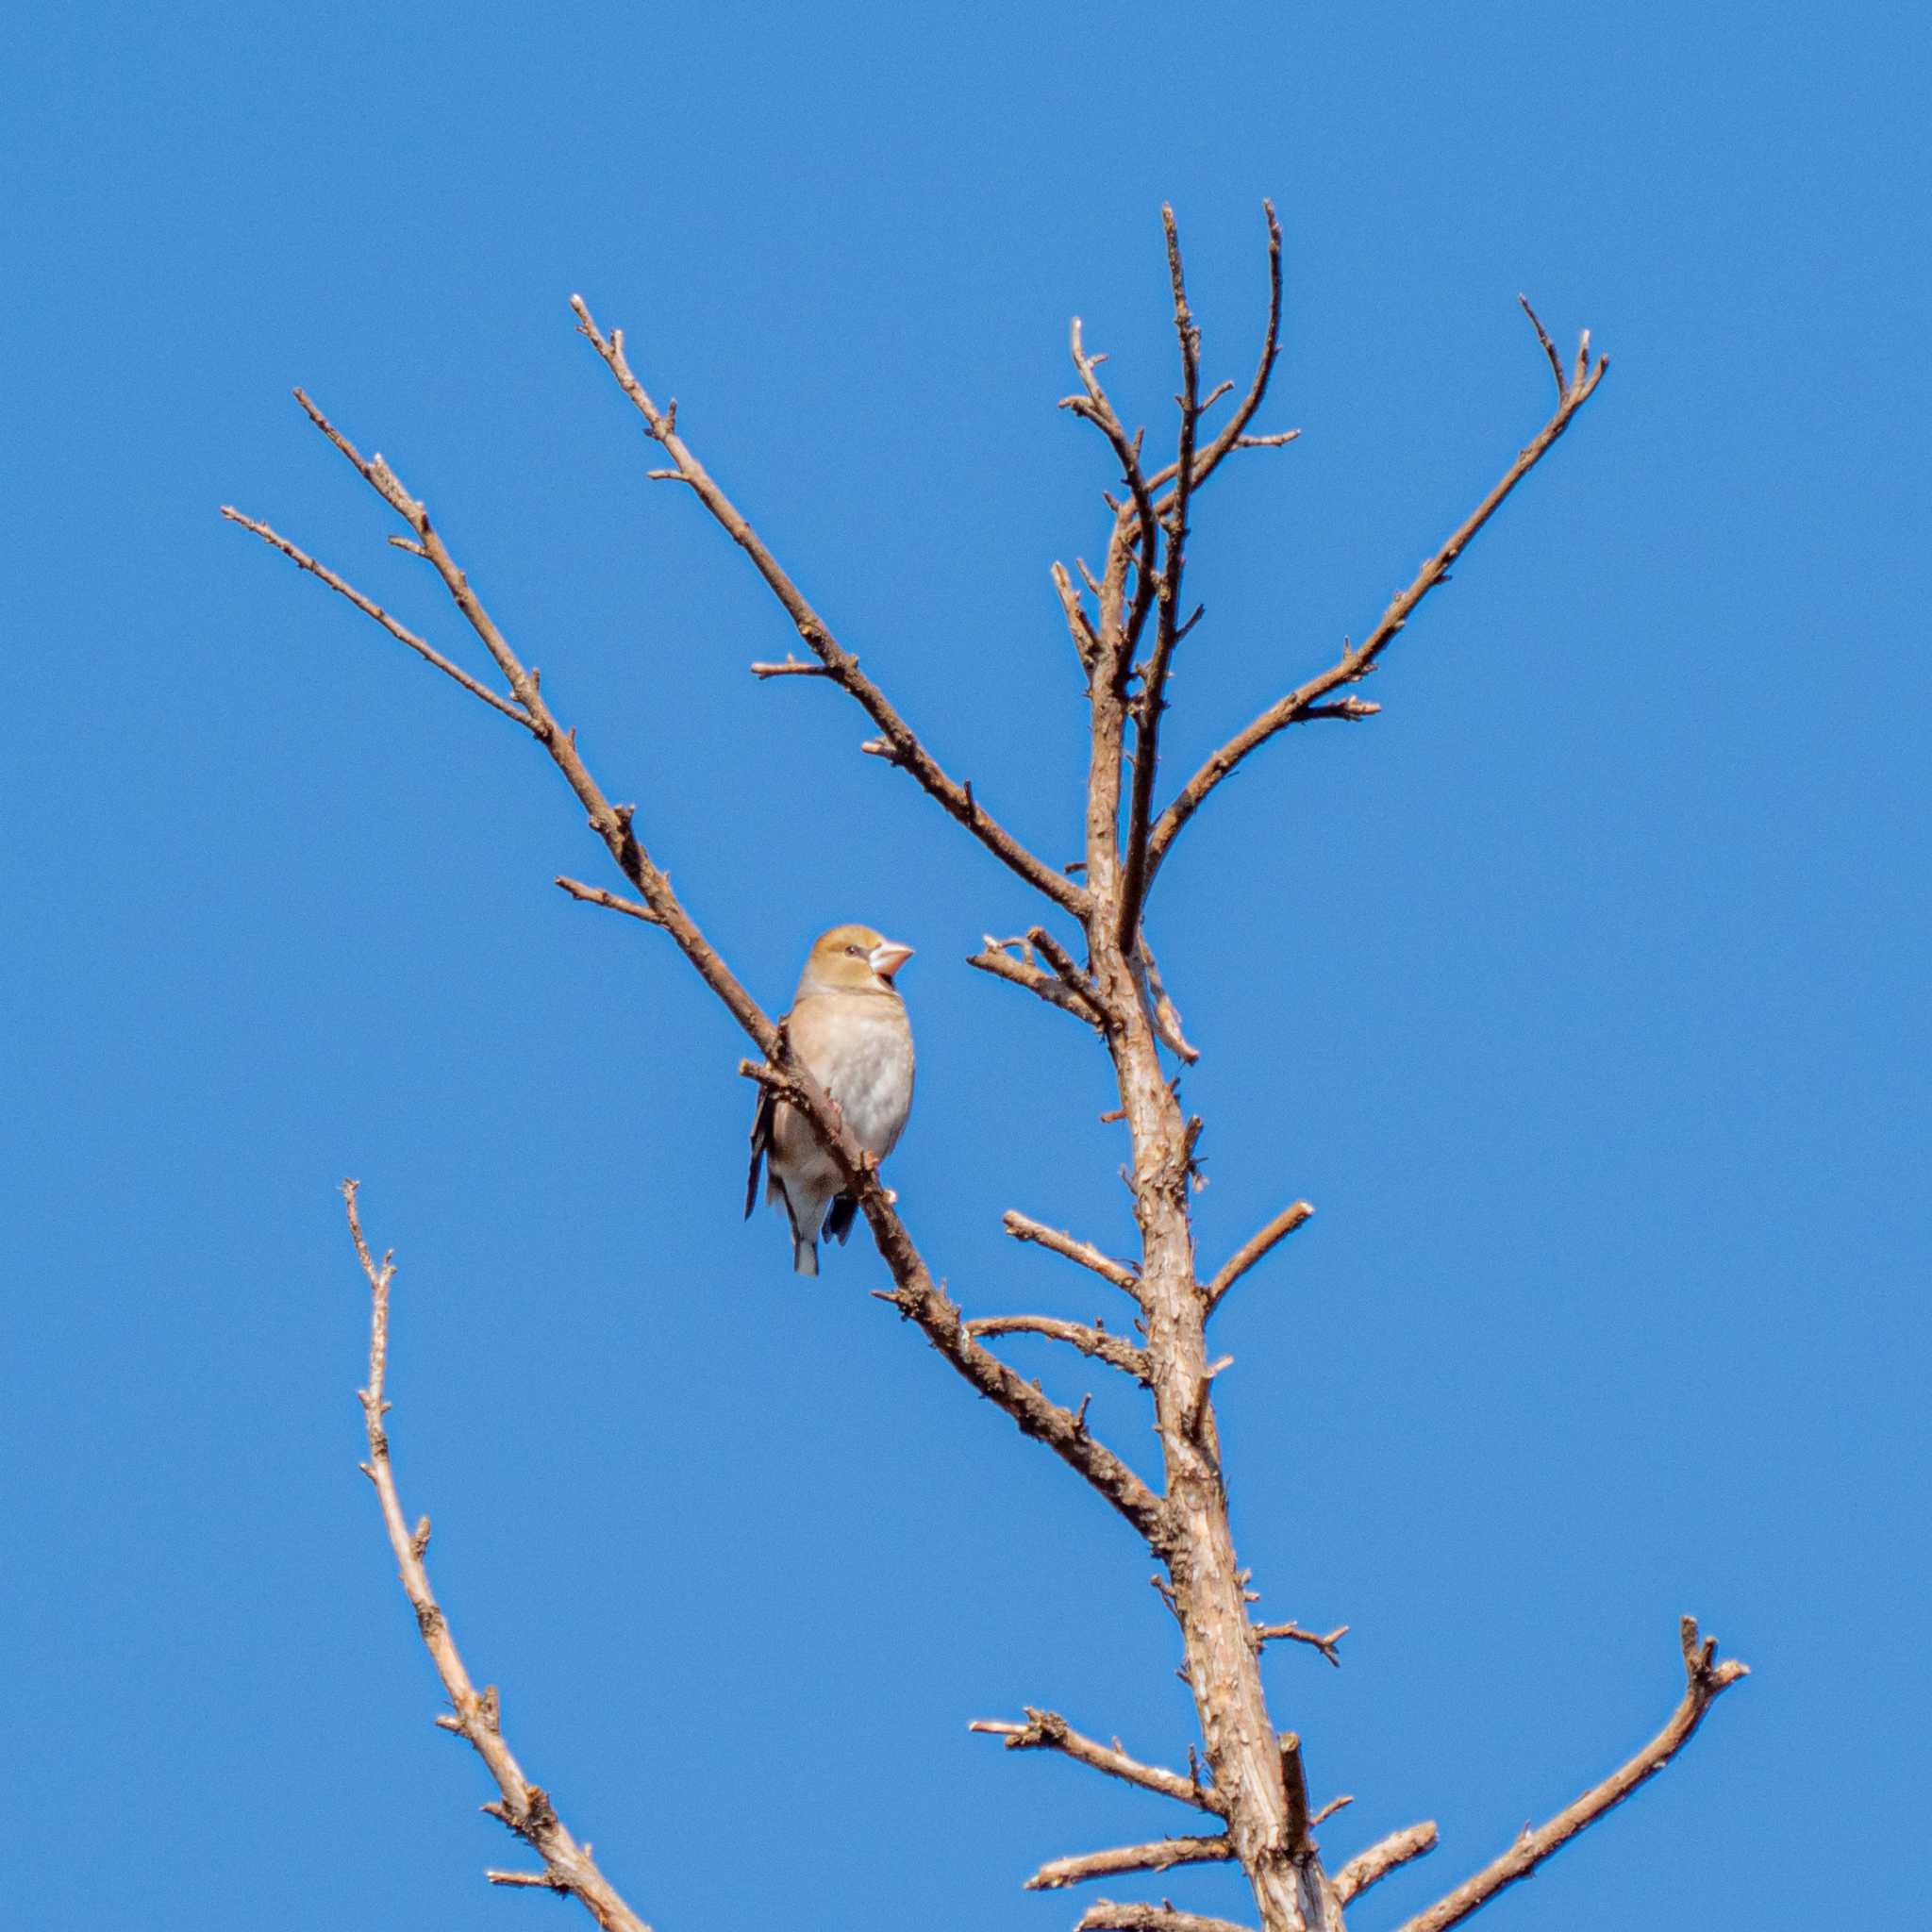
{"left": 555, "top": 876, "right": 664, "bottom": 924}
{"left": 1517, "top": 295, "right": 1566, "bottom": 401}
{"left": 965, "top": 1314, "right": 1152, "bottom": 1385}
{"left": 1205, "top": 1204, "right": 1314, "bottom": 1313}
{"left": 1251, "top": 1622, "right": 1347, "bottom": 1669}
{"left": 1332, "top": 1822, "right": 1438, "bottom": 1905}
{"left": 1117, "top": 205, "right": 1200, "bottom": 947}
{"left": 1002, "top": 1210, "right": 1141, "bottom": 1296}
{"left": 341, "top": 1183, "right": 651, "bottom": 1932}
{"left": 1136, "top": 938, "right": 1199, "bottom": 1063}
{"left": 1027, "top": 1836, "right": 1234, "bottom": 1890}
{"left": 220, "top": 508, "right": 534, "bottom": 728}
{"left": 1065, "top": 317, "right": 1162, "bottom": 676}
{"left": 967, "top": 939, "right": 1107, "bottom": 1031}
{"left": 1394, "top": 1618, "right": 1748, "bottom": 1932}
{"left": 748, "top": 656, "right": 835, "bottom": 679}
{"left": 570, "top": 296, "right": 1085, "bottom": 915}
{"left": 970, "top": 1709, "right": 1225, "bottom": 1816}
{"left": 1053, "top": 559, "right": 1103, "bottom": 672}
{"left": 1145, "top": 200, "right": 1287, "bottom": 509}
{"left": 1146, "top": 323, "right": 1608, "bottom": 879}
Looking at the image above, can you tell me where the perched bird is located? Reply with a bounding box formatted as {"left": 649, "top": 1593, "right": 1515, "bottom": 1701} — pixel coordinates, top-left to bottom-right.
{"left": 746, "top": 924, "right": 916, "bottom": 1275}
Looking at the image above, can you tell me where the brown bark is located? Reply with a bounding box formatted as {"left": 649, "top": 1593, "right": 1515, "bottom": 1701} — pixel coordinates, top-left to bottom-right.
{"left": 232, "top": 203, "right": 1743, "bottom": 1932}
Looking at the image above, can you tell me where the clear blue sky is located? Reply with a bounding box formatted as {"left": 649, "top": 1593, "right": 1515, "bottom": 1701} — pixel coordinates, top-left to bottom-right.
{"left": 3, "top": 6, "right": 1924, "bottom": 1928}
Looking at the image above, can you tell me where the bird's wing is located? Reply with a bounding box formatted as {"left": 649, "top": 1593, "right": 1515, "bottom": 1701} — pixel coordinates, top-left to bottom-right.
{"left": 745, "top": 1082, "right": 776, "bottom": 1220}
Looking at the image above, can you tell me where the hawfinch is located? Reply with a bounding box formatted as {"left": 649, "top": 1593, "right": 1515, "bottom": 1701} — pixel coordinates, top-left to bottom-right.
{"left": 745, "top": 924, "right": 916, "bottom": 1275}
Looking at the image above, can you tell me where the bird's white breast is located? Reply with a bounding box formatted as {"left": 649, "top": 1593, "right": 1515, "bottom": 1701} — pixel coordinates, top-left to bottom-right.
{"left": 815, "top": 1004, "right": 914, "bottom": 1157}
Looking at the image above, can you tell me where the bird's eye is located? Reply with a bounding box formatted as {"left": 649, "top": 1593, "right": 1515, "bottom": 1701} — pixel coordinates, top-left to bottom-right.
{"left": 845, "top": 943, "right": 864, "bottom": 957}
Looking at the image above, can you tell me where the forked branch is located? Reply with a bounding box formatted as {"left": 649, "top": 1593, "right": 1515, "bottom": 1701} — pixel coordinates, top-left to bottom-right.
{"left": 341, "top": 1182, "right": 650, "bottom": 1932}
{"left": 968, "top": 935, "right": 1108, "bottom": 1031}
{"left": 1394, "top": 1617, "right": 1748, "bottom": 1932}
{"left": 1145, "top": 311, "right": 1609, "bottom": 881}
{"left": 971, "top": 1708, "right": 1226, "bottom": 1816}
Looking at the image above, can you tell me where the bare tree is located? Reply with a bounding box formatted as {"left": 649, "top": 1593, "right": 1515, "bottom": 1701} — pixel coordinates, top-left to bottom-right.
{"left": 228, "top": 205, "right": 1745, "bottom": 1932}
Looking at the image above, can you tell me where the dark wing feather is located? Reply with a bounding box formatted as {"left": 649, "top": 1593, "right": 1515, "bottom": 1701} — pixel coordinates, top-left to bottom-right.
{"left": 823, "top": 1193, "right": 858, "bottom": 1245}
{"left": 745, "top": 1086, "right": 776, "bottom": 1220}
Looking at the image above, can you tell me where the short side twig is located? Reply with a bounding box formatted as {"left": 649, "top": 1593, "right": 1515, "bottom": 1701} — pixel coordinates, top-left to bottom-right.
{"left": 555, "top": 876, "right": 663, "bottom": 924}
{"left": 1205, "top": 1204, "right": 1313, "bottom": 1314}
{"left": 341, "top": 1182, "right": 650, "bottom": 1932}
{"left": 970, "top": 1709, "right": 1226, "bottom": 1817}
{"left": 1332, "top": 1822, "right": 1439, "bottom": 1905}
{"left": 968, "top": 936, "right": 1108, "bottom": 1032}
{"left": 1002, "top": 1210, "right": 1141, "bottom": 1296}
{"left": 1395, "top": 1617, "right": 1748, "bottom": 1932}
{"left": 219, "top": 508, "right": 535, "bottom": 729}
{"left": 1251, "top": 1622, "right": 1347, "bottom": 1669}
{"left": 1026, "top": 1836, "right": 1234, "bottom": 1891}
{"left": 965, "top": 1313, "right": 1151, "bottom": 1385}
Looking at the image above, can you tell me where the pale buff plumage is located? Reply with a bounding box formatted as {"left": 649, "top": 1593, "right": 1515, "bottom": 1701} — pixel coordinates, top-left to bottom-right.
{"left": 745, "top": 924, "right": 916, "bottom": 1275}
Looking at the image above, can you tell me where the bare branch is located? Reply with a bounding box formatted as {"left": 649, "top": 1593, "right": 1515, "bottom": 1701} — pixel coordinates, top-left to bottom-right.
{"left": 1145, "top": 200, "right": 1286, "bottom": 508}
{"left": 1054, "top": 559, "right": 1102, "bottom": 673}
{"left": 1118, "top": 206, "right": 1201, "bottom": 945}
{"left": 968, "top": 938, "right": 1107, "bottom": 1031}
{"left": 971, "top": 1708, "right": 1225, "bottom": 1816}
{"left": 569, "top": 296, "right": 1085, "bottom": 915}
{"left": 1028, "top": 1836, "right": 1234, "bottom": 1890}
{"left": 555, "top": 876, "right": 663, "bottom": 924}
{"left": 1027, "top": 923, "right": 1108, "bottom": 1018}
{"left": 1206, "top": 1204, "right": 1314, "bottom": 1313}
{"left": 1395, "top": 1618, "right": 1748, "bottom": 1932}
{"left": 1075, "top": 1905, "right": 1254, "bottom": 1932}
{"left": 1065, "top": 317, "right": 1162, "bottom": 675}
{"left": 269, "top": 391, "right": 1158, "bottom": 1554}
{"left": 341, "top": 1183, "right": 651, "bottom": 1932}
{"left": 863, "top": 1259, "right": 1166, "bottom": 1541}
{"left": 1002, "top": 1210, "right": 1141, "bottom": 1296}
{"left": 1517, "top": 294, "right": 1565, "bottom": 401}
{"left": 1146, "top": 322, "right": 1609, "bottom": 879}
{"left": 748, "top": 655, "right": 834, "bottom": 679}
{"left": 1251, "top": 1622, "right": 1347, "bottom": 1669}
{"left": 966, "top": 1313, "right": 1152, "bottom": 1385}
{"left": 220, "top": 508, "right": 534, "bottom": 729}
{"left": 1332, "top": 1822, "right": 1438, "bottom": 1905}
{"left": 1135, "top": 938, "right": 1199, "bottom": 1064}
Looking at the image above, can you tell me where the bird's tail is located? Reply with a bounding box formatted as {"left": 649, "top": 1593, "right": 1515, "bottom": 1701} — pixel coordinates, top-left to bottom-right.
{"left": 791, "top": 1232, "right": 819, "bottom": 1276}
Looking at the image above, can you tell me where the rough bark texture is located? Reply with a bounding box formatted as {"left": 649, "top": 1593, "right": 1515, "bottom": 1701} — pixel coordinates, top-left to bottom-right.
{"left": 233, "top": 208, "right": 1747, "bottom": 1932}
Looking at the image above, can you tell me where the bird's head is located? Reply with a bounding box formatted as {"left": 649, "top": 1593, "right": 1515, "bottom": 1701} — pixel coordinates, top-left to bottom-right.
{"left": 800, "top": 924, "right": 915, "bottom": 996}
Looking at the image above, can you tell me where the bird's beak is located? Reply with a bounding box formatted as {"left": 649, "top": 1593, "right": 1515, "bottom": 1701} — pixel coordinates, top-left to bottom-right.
{"left": 869, "top": 940, "right": 915, "bottom": 982}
